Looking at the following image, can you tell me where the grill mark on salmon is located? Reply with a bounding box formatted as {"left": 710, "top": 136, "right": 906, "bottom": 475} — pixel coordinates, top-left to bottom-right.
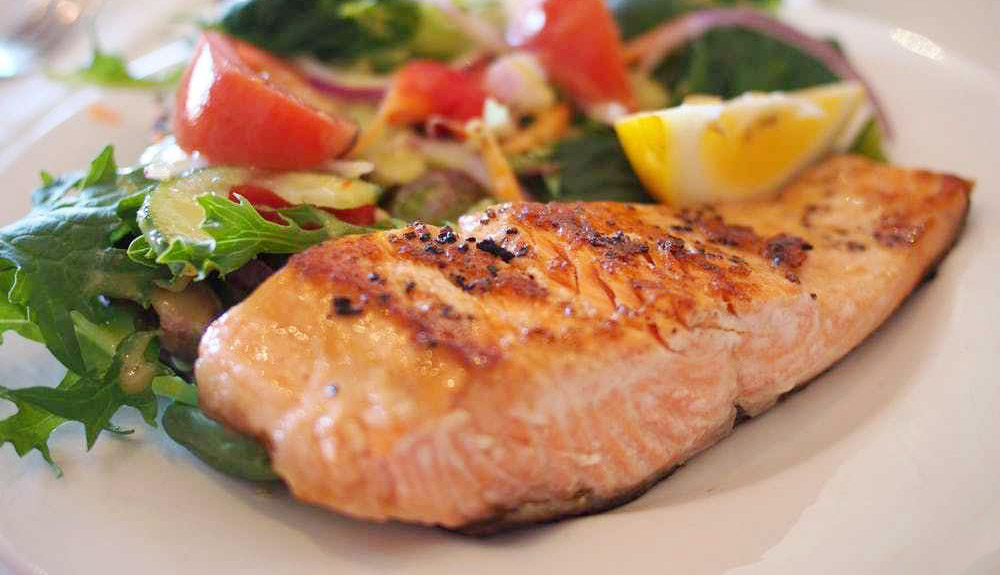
{"left": 195, "top": 156, "right": 972, "bottom": 532}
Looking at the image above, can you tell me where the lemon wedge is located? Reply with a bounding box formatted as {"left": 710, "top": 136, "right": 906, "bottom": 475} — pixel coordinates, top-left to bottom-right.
{"left": 615, "top": 81, "right": 869, "bottom": 206}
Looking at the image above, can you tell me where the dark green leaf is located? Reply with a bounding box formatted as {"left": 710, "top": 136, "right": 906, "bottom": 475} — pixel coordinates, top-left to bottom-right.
{"left": 0, "top": 148, "right": 167, "bottom": 372}
{"left": 0, "top": 269, "right": 41, "bottom": 344}
{"left": 659, "top": 27, "right": 838, "bottom": 102}
{"left": 611, "top": 0, "right": 780, "bottom": 40}
{"left": 0, "top": 381, "right": 69, "bottom": 474}
{"left": 30, "top": 173, "right": 78, "bottom": 210}
{"left": 79, "top": 145, "right": 118, "bottom": 188}
{"left": 611, "top": 0, "right": 843, "bottom": 105}
{"left": 0, "top": 148, "right": 178, "bottom": 472}
{"left": 220, "top": 0, "right": 422, "bottom": 65}
{"left": 610, "top": 0, "right": 695, "bottom": 40}
{"left": 0, "top": 302, "right": 166, "bottom": 469}
{"left": 545, "top": 127, "right": 655, "bottom": 203}
{"left": 162, "top": 402, "right": 278, "bottom": 482}
{"left": 1, "top": 330, "right": 162, "bottom": 449}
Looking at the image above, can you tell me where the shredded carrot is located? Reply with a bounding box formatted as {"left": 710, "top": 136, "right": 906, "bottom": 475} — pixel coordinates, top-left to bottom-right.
{"left": 87, "top": 103, "right": 122, "bottom": 126}
{"left": 467, "top": 121, "right": 527, "bottom": 203}
{"left": 501, "top": 103, "right": 572, "bottom": 156}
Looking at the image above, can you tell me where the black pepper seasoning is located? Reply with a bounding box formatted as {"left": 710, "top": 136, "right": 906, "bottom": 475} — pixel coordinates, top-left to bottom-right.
{"left": 476, "top": 238, "right": 516, "bottom": 262}
{"left": 436, "top": 226, "right": 457, "bottom": 244}
{"left": 331, "top": 297, "right": 363, "bottom": 316}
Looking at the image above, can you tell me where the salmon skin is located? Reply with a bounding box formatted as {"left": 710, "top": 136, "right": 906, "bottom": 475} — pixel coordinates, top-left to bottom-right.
{"left": 195, "top": 156, "right": 972, "bottom": 533}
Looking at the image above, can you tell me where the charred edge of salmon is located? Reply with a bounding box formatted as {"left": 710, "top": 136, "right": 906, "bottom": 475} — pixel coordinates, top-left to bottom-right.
{"left": 454, "top": 463, "right": 687, "bottom": 538}
{"left": 452, "top": 415, "right": 738, "bottom": 537}
{"left": 451, "top": 190, "right": 972, "bottom": 537}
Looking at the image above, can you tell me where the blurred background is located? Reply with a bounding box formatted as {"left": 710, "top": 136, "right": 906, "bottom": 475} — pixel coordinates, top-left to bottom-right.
{"left": 0, "top": 0, "right": 996, "bottom": 147}
{"left": 831, "top": 0, "right": 999, "bottom": 74}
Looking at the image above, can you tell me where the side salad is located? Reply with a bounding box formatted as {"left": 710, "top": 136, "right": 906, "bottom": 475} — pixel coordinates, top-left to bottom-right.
{"left": 0, "top": 0, "right": 888, "bottom": 478}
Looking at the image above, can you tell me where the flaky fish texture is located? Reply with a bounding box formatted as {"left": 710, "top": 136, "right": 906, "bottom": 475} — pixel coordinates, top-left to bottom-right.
{"left": 195, "top": 156, "right": 972, "bottom": 533}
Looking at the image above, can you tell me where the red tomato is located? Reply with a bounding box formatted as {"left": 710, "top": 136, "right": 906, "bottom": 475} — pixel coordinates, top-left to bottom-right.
{"left": 329, "top": 204, "right": 376, "bottom": 226}
{"left": 230, "top": 184, "right": 292, "bottom": 209}
{"left": 509, "top": 0, "right": 635, "bottom": 114}
{"left": 383, "top": 60, "right": 488, "bottom": 125}
{"left": 228, "top": 184, "right": 376, "bottom": 226}
{"left": 174, "top": 32, "right": 358, "bottom": 170}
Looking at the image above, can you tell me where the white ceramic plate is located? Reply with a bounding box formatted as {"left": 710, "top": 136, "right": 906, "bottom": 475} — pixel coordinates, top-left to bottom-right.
{"left": 2, "top": 4, "right": 999, "bottom": 574}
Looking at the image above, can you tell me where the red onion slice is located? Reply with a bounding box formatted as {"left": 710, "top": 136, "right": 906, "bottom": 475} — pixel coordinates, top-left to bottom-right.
{"left": 296, "top": 58, "right": 390, "bottom": 102}
{"left": 625, "top": 8, "right": 893, "bottom": 139}
{"left": 408, "top": 135, "right": 492, "bottom": 189}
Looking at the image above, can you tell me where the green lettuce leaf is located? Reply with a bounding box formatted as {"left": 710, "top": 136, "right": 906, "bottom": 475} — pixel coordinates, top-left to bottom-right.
{"left": 0, "top": 146, "right": 166, "bottom": 373}
{"left": 151, "top": 375, "right": 199, "bottom": 407}
{"left": 546, "top": 127, "right": 654, "bottom": 203}
{"left": 220, "top": 0, "right": 422, "bottom": 65}
{"left": 55, "top": 45, "right": 181, "bottom": 89}
{"left": 655, "top": 28, "right": 839, "bottom": 102}
{"left": 0, "top": 269, "right": 41, "bottom": 344}
{"left": 137, "top": 194, "right": 368, "bottom": 280}
{"left": 0, "top": 148, "right": 173, "bottom": 472}
{"left": 611, "top": 0, "right": 780, "bottom": 40}
{"left": 1, "top": 330, "right": 162, "bottom": 448}
{"left": 0, "top": 304, "right": 164, "bottom": 472}
{"left": 0, "top": 385, "right": 70, "bottom": 473}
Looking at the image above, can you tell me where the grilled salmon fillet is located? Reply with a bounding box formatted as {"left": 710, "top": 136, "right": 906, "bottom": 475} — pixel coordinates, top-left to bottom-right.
{"left": 195, "top": 156, "right": 971, "bottom": 532}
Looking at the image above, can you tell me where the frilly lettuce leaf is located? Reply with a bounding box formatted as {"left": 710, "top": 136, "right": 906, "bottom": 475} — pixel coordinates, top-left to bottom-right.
{"left": 0, "top": 147, "right": 171, "bottom": 472}
{"left": 1, "top": 305, "right": 165, "bottom": 474}
{"left": 133, "top": 194, "right": 369, "bottom": 281}
{"left": 53, "top": 44, "right": 181, "bottom": 89}
{"left": 0, "top": 146, "right": 166, "bottom": 372}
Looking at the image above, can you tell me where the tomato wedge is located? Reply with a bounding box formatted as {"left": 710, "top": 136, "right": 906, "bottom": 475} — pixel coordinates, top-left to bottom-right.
{"left": 229, "top": 184, "right": 376, "bottom": 226}
{"left": 174, "top": 32, "right": 358, "bottom": 170}
{"left": 383, "top": 60, "right": 488, "bottom": 125}
{"left": 328, "top": 204, "right": 376, "bottom": 226}
{"left": 509, "top": 0, "right": 635, "bottom": 116}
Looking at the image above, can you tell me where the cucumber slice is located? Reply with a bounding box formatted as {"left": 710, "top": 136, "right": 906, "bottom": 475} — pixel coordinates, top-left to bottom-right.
{"left": 259, "top": 172, "right": 381, "bottom": 210}
{"left": 138, "top": 167, "right": 249, "bottom": 253}
{"left": 140, "top": 169, "right": 381, "bottom": 252}
{"left": 137, "top": 167, "right": 382, "bottom": 278}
